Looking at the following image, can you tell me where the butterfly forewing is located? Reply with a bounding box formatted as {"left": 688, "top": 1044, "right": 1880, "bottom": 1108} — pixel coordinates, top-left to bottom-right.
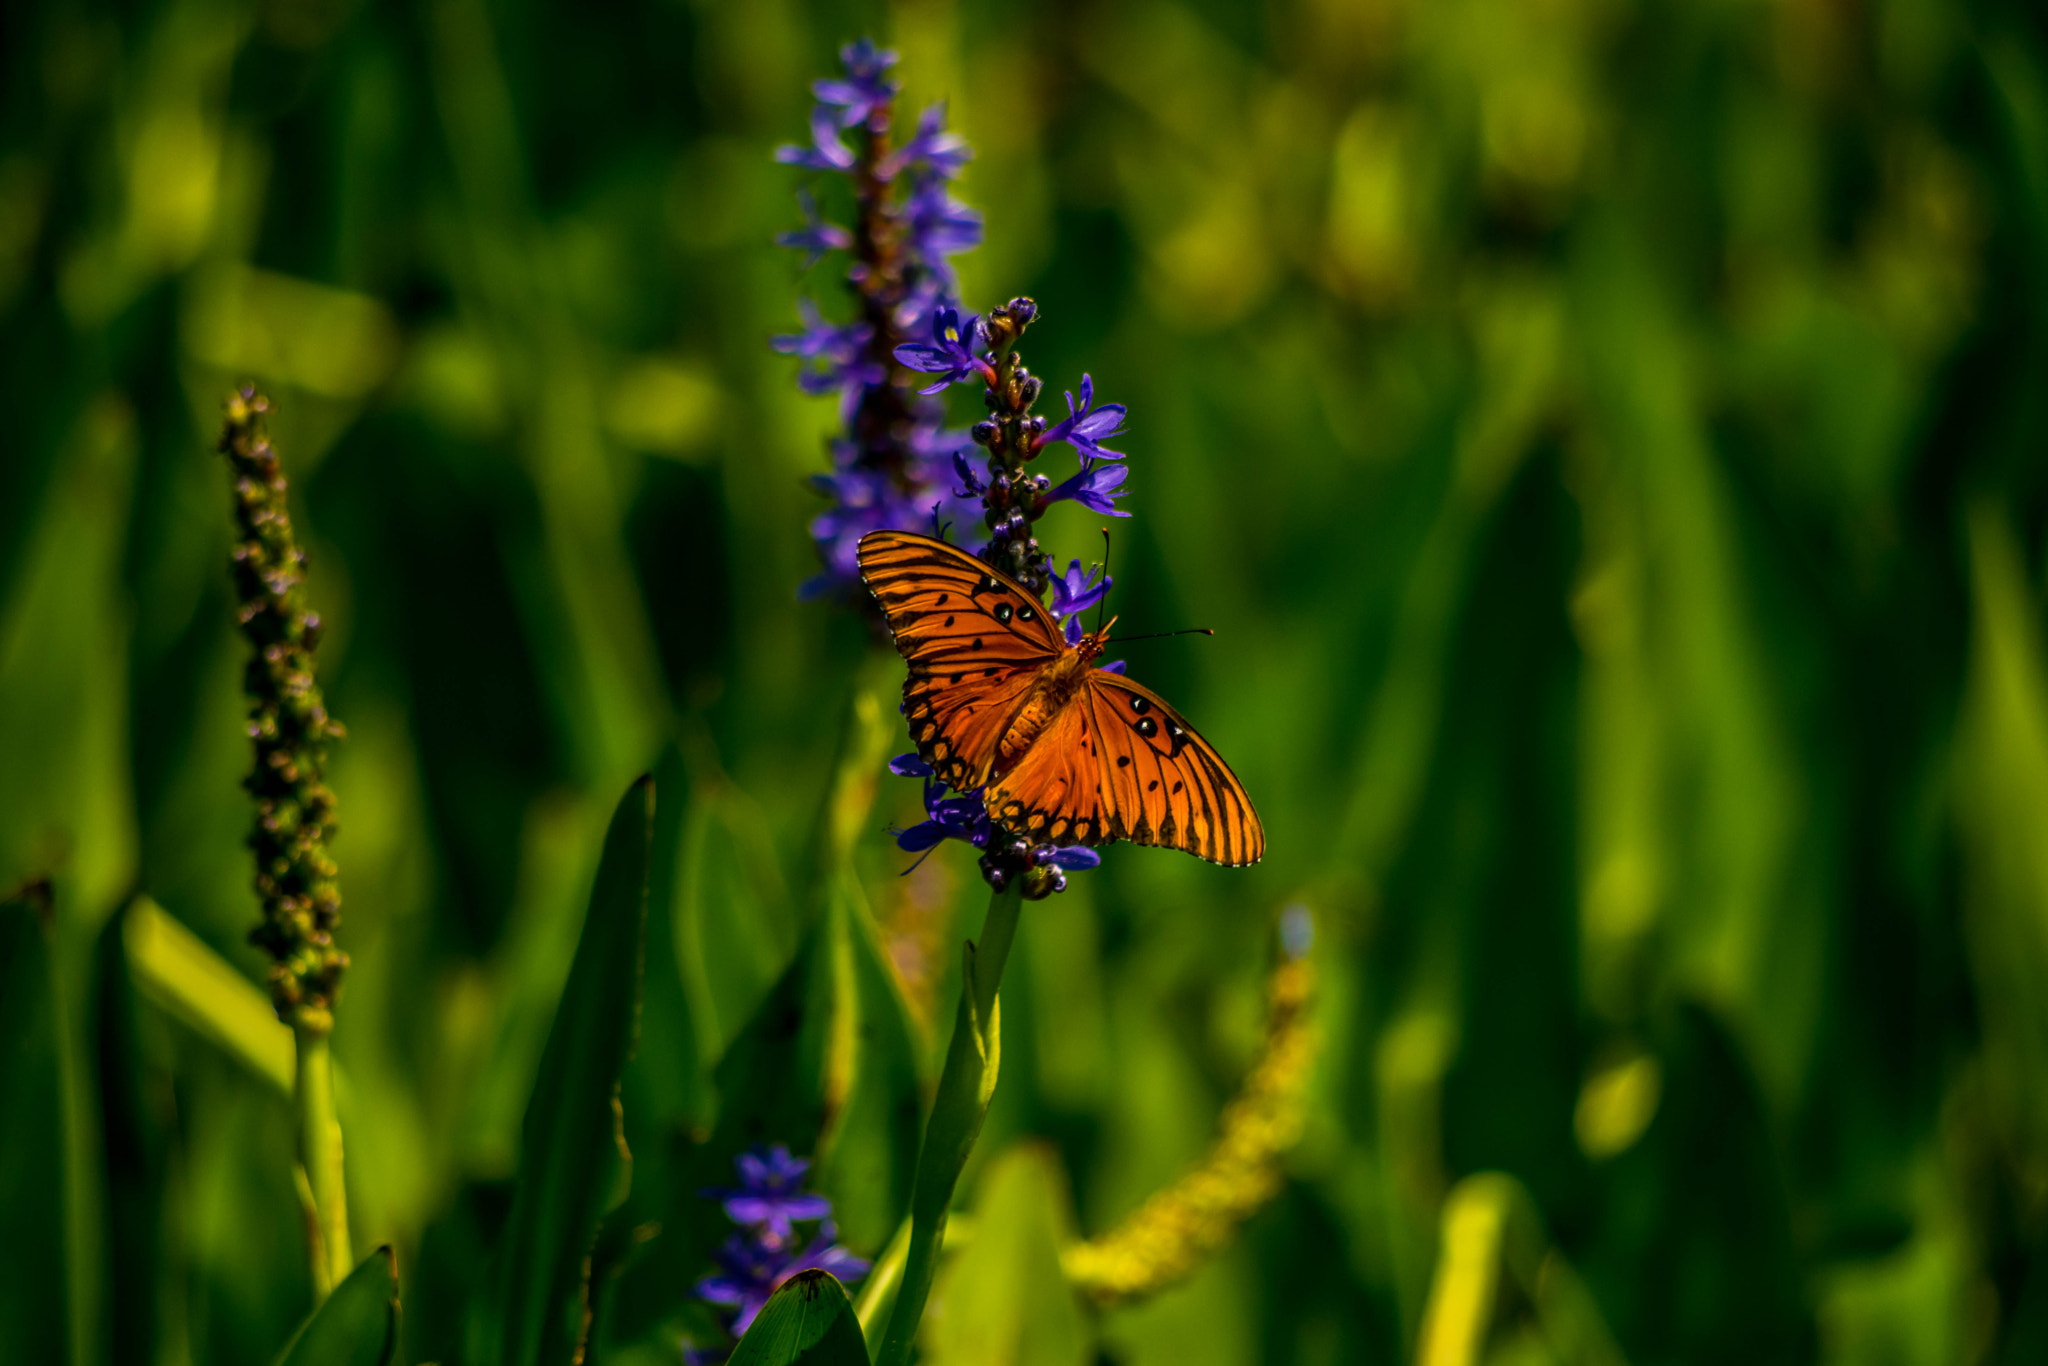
{"left": 1084, "top": 673, "right": 1263, "bottom": 865}
{"left": 858, "top": 531, "right": 1064, "bottom": 790}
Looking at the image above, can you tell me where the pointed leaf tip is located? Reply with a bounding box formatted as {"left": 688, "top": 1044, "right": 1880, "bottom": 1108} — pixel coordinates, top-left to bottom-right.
{"left": 274, "top": 1246, "right": 399, "bottom": 1366}
{"left": 728, "top": 1269, "right": 868, "bottom": 1366}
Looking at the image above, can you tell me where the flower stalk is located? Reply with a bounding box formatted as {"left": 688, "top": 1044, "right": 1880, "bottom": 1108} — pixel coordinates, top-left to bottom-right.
{"left": 874, "top": 881, "right": 1023, "bottom": 1366}
{"left": 218, "top": 386, "right": 352, "bottom": 1297}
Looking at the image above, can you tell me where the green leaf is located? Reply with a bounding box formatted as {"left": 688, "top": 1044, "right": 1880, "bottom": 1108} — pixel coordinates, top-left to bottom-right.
{"left": 0, "top": 884, "right": 65, "bottom": 1366}
{"left": 922, "top": 1145, "right": 1090, "bottom": 1366}
{"left": 489, "top": 776, "right": 654, "bottom": 1366}
{"left": 274, "top": 1247, "right": 400, "bottom": 1366}
{"left": 808, "top": 874, "right": 922, "bottom": 1253}
{"left": 693, "top": 885, "right": 921, "bottom": 1256}
{"left": 629, "top": 744, "right": 708, "bottom": 1134}
{"left": 728, "top": 1270, "right": 868, "bottom": 1366}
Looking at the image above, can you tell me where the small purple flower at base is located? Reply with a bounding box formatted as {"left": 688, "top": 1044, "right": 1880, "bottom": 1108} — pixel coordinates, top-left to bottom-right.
{"left": 702, "top": 1145, "right": 833, "bottom": 1241}
{"left": 696, "top": 1224, "right": 870, "bottom": 1337}
{"left": 889, "top": 753, "right": 934, "bottom": 777}
{"left": 894, "top": 308, "right": 993, "bottom": 394}
{"left": 894, "top": 779, "right": 993, "bottom": 855}
{"left": 1048, "top": 560, "right": 1112, "bottom": 622}
{"left": 691, "top": 1145, "right": 869, "bottom": 1345}
{"left": 1037, "top": 374, "right": 1127, "bottom": 462}
{"left": 775, "top": 105, "right": 857, "bottom": 172}
{"left": 813, "top": 39, "right": 899, "bottom": 130}
{"left": 775, "top": 191, "right": 854, "bottom": 268}
{"left": 1047, "top": 458, "right": 1132, "bottom": 517}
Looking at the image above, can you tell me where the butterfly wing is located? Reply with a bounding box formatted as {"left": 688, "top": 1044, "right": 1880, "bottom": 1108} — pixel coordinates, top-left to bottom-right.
{"left": 979, "top": 700, "right": 1109, "bottom": 846}
{"left": 856, "top": 530, "right": 1066, "bottom": 791}
{"left": 984, "top": 670, "right": 1265, "bottom": 866}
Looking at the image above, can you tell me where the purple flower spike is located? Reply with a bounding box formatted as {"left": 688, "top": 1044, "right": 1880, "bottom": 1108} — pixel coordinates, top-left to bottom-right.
{"left": 814, "top": 39, "right": 900, "bottom": 129}
{"left": 775, "top": 190, "right": 854, "bottom": 268}
{"left": 703, "top": 1145, "right": 833, "bottom": 1242}
{"left": 1038, "top": 374, "right": 1127, "bottom": 462}
{"left": 890, "top": 753, "right": 935, "bottom": 777}
{"left": 1048, "top": 560, "right": 1112, "bottom": 620}
{"left": 1046, "top": 458, "right": 1132, "bottom": 517}
{"left": 893, "top": 307, "right": 993, "bottom": 394}
{"left": 880, "top": 103, "right": 974, "bottom": 181}
{"left": 776, "top": 105, "right": 857, "bottom": 173}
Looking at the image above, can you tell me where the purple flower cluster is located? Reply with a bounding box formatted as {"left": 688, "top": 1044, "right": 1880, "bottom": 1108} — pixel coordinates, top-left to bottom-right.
{"left": 773, "top": 40, "right": 987, "bottom": 601}
{"left": 689, "top": 1146, "right": 868, "bottom": 1354}
{"left": 776, "top": 43, "right": 1144, "bottom": 898}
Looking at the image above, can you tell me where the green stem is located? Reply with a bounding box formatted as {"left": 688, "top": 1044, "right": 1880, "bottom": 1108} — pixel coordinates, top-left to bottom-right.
{"left": 294, "top": 1026, "right": 352, "bottom": 1298}
{"left": 874, "top": 883, "right": 1024, "bottom": 1366}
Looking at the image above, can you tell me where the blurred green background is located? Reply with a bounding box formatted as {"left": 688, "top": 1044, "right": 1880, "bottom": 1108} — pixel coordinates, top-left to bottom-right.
{"left": 6, "top": 0, "right": 2048, "bottom": 1361}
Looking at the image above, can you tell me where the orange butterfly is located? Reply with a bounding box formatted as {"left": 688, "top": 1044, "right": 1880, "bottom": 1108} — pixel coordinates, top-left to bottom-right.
{"left": 857, "top": 530, "right": 1264, "bottom": 866}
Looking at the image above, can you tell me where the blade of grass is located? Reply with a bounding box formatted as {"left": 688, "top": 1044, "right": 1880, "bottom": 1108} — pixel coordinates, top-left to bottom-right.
{"left": 488, "top": 776, "right": 654, "bottom": 1366}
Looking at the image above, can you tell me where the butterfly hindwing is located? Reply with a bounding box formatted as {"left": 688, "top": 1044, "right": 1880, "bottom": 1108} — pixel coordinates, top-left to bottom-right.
{"left": 981, "top": 702, "right": 1110, "bottom": 846}
{"left": 983, "top": 671, "right": 1264, "bottom": 866}
{"left": 858, "top": 530, "right": 1064, "bottom": 790}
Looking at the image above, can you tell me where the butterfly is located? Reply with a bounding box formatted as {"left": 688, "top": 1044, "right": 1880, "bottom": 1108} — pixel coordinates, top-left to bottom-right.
{"left": 856, "top": 529, "right": 1264, "bottom": 866}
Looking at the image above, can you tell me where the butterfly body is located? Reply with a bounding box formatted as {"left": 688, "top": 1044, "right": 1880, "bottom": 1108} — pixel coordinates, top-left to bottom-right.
{"left": 857, "top": 530, "right": 1265, "bottom": 866}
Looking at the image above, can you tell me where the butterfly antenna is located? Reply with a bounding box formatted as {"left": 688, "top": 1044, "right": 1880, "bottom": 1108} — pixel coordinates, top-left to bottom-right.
{"left": 1096, "top": 527, "right": 1112, "bottom": 637}
{"left": 1111, "top": 627, "right": 1216, "bottom": 643}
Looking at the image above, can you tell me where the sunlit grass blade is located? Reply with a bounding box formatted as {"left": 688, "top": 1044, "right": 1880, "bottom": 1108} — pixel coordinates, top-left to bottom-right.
{"left": 273, "top": 1246, "right": 399, "bottom": 1366}
{"left": 488, "top": 776, "right": 654, "bottom": 1366}
{"left": 122, "top": 895, "right": 293, "bottom": 1095}
{"left": 729, "top": 1269, "right": 868, "bottom": 1366}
